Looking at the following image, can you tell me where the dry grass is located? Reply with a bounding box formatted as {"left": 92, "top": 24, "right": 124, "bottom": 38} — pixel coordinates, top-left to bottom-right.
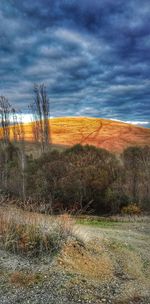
{"left": 9, "top": 271, "right": 43, "bottom": 287}
{"left": 106, "top": 238, "right": 150, "bottom": 285}
{"left": 58, "top": 240, "right": 113, "bottom": 281}
{"left": 121, "top": 203, "right": 142, "bottom": 215}
{"left": 0, "top": 207, "right": 76, "bottom": 257}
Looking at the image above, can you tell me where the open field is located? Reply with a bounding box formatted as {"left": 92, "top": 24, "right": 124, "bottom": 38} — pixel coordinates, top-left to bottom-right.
{"left": 2, "top": 117, "right": 150, "bottom": 153}
{"left": 0, "top": 207, "right": 150, "bottom": 304}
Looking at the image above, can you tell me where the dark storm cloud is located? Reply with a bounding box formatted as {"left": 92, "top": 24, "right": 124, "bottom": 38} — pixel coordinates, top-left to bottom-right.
{"left": 0, "top": 0, "right": 150, "bottom": 127}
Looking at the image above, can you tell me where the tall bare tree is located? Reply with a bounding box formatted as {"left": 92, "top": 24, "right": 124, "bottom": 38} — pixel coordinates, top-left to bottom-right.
{"left": 17, "top": 112, "right": 26, "bottom": 200}
{"left": 12, "top": 108, "right": 18, "bottom": 142}
{"left": 0, "top": 96, "right": 11, "bottom": 143}
{"left": 0, "top": 96, "right": 12, "bottom": 189}
{"left": 30, "top": 84, "right": 51, "bottom": 152}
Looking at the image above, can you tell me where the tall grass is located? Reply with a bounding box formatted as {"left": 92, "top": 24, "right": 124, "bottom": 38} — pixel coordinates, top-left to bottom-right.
{"left": 0, "top": 207, "right": 75, "bottom": 257}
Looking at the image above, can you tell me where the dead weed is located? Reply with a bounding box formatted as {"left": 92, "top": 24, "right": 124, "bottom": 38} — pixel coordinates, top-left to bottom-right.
{"left": 58, "top": 240, "right": 113, "bottom": 281}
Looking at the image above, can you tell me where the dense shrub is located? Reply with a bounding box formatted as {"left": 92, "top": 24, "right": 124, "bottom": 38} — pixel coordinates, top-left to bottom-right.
{"left": 121, "top": 203, "right": 142, "bottom": 215}
{"left": 25, "top": 145, "right": 121, "bottom": 214}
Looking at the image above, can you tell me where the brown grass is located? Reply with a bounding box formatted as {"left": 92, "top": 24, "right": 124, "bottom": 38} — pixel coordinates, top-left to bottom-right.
{"left": 0, "top": 207, "right": 76, "bottom": 257}
{"left": 58, "top": 240, "right": 113, "bottom": 281}
{"left": 121, "top": 203, "right": 142, "bottom": 216}
{"left": 9, "top": 271, "right": 42, "bottom": 287}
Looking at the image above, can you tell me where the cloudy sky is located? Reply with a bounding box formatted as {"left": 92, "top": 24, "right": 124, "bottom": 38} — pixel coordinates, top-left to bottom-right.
{"left": 0, "top": 0, "right": 150, "bottom": 127}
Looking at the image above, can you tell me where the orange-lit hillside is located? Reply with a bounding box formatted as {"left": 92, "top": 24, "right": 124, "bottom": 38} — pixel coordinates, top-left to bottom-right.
{"left": 50, "top": 117, "right": 150, "bottom": 152}
{"left": 1, "top": 117, "right": 150, "bottom": 153}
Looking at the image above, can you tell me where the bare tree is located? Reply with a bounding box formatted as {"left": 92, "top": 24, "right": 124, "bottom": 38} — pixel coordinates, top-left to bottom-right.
{"left": 0, "top": 96, "right": 12, "bottom": 189}
{"left": 29, "top": 103, "right": 40, "bottom": 143}
{"left": 17, "top": 112, "right": 25, "bottom": 142}
{"left": 12, "top": 108, "right": 19, "bottom": 142}
{"left": 17, "top": 112, "right": 26, "bottom": 200}
{"left": 0, "top": 96, "right": 11, "bottom": 143}
{"left": 30, "top": 84, "right": 51, "bottom": 152}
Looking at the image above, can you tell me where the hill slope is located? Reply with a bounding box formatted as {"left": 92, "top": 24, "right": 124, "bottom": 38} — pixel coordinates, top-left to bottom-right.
{"left": 22, "top": 117, "right": 150, "bottom": 153}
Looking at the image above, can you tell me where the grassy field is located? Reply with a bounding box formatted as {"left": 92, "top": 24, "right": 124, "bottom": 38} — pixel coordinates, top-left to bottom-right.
{"left": 76, "top": 218, "right": 122, "bottom": 227}
{"left": 0, "top": 207, "right": 149, "bottom": 303}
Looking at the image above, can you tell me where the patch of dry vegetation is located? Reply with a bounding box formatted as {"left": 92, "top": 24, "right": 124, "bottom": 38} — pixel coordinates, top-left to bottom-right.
{"left": 58, "top": 240, "right": 113, "bottom": 281}
{"left": 0, "top": 208, "right": 76, "bottom": 257}
{"left": 9, "top": 271, "right": 43, "bottom": 287}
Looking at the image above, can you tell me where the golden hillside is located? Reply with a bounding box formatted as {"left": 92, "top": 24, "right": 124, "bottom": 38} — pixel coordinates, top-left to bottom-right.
{"left": 17, "top": 117, "right": 150, "bottom": 153}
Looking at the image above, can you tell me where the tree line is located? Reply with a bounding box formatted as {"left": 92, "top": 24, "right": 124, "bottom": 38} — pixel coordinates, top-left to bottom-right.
{"left": 0, "top": 142, "right": 149, "bottom": 214}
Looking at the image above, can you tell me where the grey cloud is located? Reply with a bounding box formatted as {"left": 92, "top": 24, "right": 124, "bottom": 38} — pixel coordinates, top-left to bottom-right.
{"left": 0, "top": 0, "right": 150, "bottom": 127}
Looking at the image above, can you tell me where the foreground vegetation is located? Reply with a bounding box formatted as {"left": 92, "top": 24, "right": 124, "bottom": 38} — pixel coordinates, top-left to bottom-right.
{"left": 0, "top": 207, "right": 76, "bottom": 257}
